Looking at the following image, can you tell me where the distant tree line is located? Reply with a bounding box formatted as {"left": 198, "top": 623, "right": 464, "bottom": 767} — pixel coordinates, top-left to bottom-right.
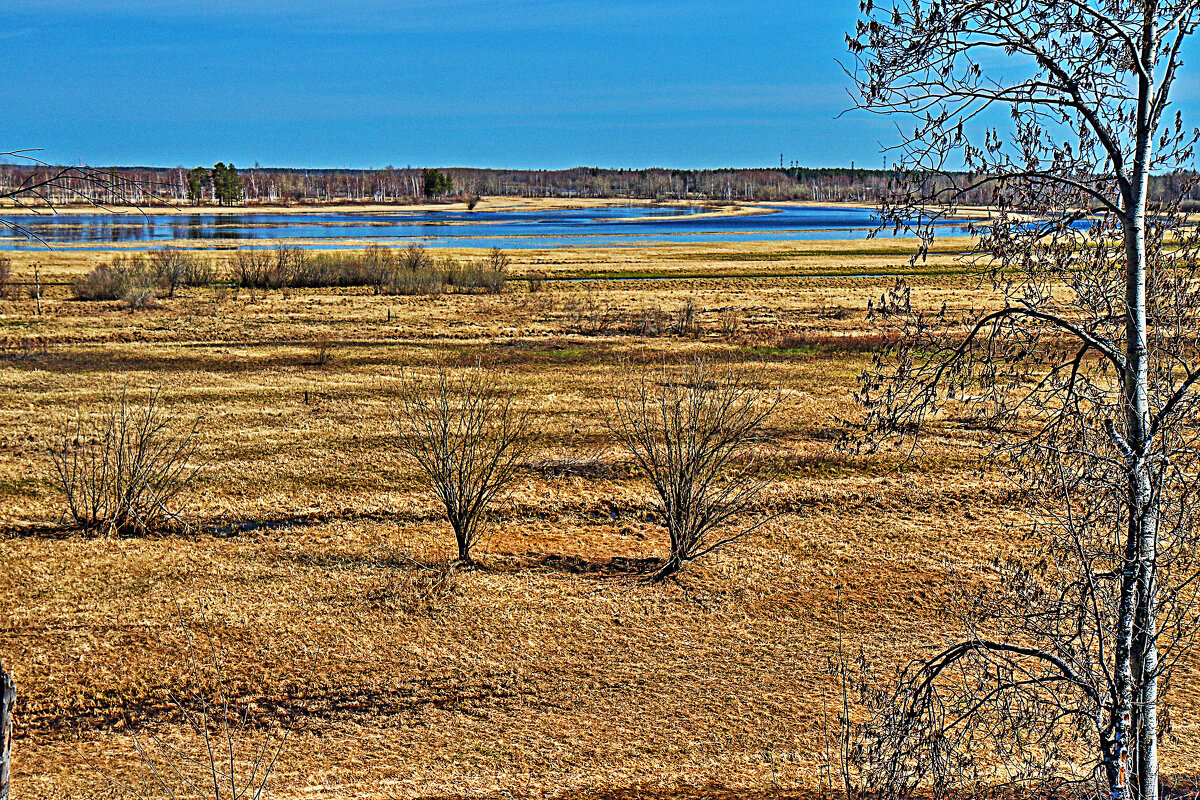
{"left": 5, "top": 161, "right": 1200, "bottom": 208}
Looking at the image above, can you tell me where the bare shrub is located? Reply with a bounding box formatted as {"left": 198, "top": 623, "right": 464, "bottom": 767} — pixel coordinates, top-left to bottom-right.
{"left": 73, "top": 255, "right": 153, "bottom": 302}
{"left": 468, "top": 263, "right": 506, "bottom": 294}
{"left": 146, "top": 248, "right": 217, "bottom": 295}
{"left": 147, "top": 248, "right": 189, "bottom": 297}
{"left": 268, "top": 246, "right": 305, "bottom": 289}
{"left": 309, "top": 336, "right": 333, "bottom": 367}
{"left": 122, "top": 286, "right": 158, "bottom": 311}
{"left": 230, "top": 247, "right": 311, "bottom": 290}
{"left": 445, "top": 250, "right": 506, "bottom": 294}
{"left": 227, "top": 244, "right": 491, "bottom": 296}
{"left": 718, "top": 307, "right": 742, "bottom": 340}
{"left": 230, "top": 250, "right": 273, "bottom": 289}
{"left": 0, "top": 255, "right": 11, "bottom": 299}
{"left": 73, "top": 266, "right": 128, "bottom": 301}
{"left": 395, "top": 366, "right": 537, "bottom": 565}
{"left": 47, "top": 388, "right": 202, "bottom": 536}
{"left": 607, "top": 358, "right": 778, "bottom": 579}
{"left": 388, "top": 267, "right": 445, "bottom": 296}
{"left": 486, "top": 246, "right": 509, "bottom": 272}
{"left": 670, "top": 298, "right": 701, "bottom": 338}
{"left": 526, "top": 272, "right": 546, "bottom": 293}
{"left": 181, "top": 255, "right": 219, "bottom": 287}
{"left": 399, "top": 243, "right": 429, "bottom": 274}
{"left": 631, "top": 305, "right": 671, "bottom": 337}
{"left": 566, "top": 289, "right": 619, "bottom": 335}
{"left": 387, "top": 247, "right": 451, "bottom": 295}
{"left": 98, "top": 602, "right": 290, "bottom": 799}
{"left": 361, "top": 244, "right": 397, "bottom": 293}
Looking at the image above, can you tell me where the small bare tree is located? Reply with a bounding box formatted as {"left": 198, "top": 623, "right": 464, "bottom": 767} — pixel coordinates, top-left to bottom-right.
{"left": 47, "top": 388, "right": 202, "bottom": 536}
{"left": 147, "top": 247, "right": 189, "bottom": 298}
{"left": 607, "top": 358, "right": 778, "bottom": 580}
{"left": 97, "top": 600, "right": 290, "bottom": 799}
{"left": 394, "top": 365, "right": 536, "bottom": 565}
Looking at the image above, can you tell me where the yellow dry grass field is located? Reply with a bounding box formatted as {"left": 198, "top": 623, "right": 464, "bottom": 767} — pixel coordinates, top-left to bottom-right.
{"left": 1, "top": 236, "right": 1197, "bottom": 798}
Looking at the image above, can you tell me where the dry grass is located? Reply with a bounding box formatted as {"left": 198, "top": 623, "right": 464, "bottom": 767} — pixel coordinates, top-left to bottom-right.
{"left": 1, "top": 239, "right": 1198, "bottom": 799}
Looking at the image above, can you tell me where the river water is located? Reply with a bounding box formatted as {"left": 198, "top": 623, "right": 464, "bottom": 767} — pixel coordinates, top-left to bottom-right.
{"left": 0, "top": 204, "right": 976, "bottom": 250}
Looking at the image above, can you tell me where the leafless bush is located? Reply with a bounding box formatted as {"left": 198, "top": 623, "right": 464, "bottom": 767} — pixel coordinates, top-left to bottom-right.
{"left": 0, "top": 255, "right": 11, "bottom": 299}
{"left": 148, "top": 249, "right": 218, "bottom": 294}
{"left": 98, "top": 601, "right": 290, "bottom": 799}
{"left": 445, "top": 254, "right": 506, "bottom": 293}
{"left": 229, "top": 247, "right": 306, "bottom": 290}
{"left": 394, "top": 365, "right": 537, "bottom": 564}
{"left": 230, "top": 250, "right": 273, "bottom": 289}
{"left": 268, "top": 246, "right": 305, "bottom": 290}
{"left": 718, "top": 307, "right": 742, "bottom": 340}
{"left": 399, "top": 243, "right": 429, "bottom": 273}
{"left": 123, "top": 286, "right": 158, "bottom": 311}
{"left": 485, "top": 246, "right": 509, "bottom": 273}
{"left": 181, "top": 255, "right": 219, "bottom": 288}
{"left": 47, "top": 388, "right": 202, "bottom": 536}
{"left": 359, "top": 244, "right": 397, "bottom": 293}
{"left": 526, "top": 271, "right": 547, "bottom": 293}
{"left": 607, "top": 358, "right": 778, "bottom": 579}
{"left": 227, "top": 243, "right": 498, "bottom": 296}
{"left": 631, "top": 305, "right": 671, "bottom": 337}
{"left": 566, "top": 289, "right": 620, "bottom": 335}
{"left": 73, "top": 255, "right": 155, "bottom": 302}
{"left": 670, "top": 298, "right": 701, "bottom": 338}
{"left": 389, "top": 267, "right": 446, "bottom": 296}
{"left": 147, "top": 248, "right": 190, "bottom": 297}
{"left": 308, "top": 336, "right": 333, "bottom": 367}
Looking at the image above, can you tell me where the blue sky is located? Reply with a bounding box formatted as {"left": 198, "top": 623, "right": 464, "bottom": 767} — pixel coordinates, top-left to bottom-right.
{"left": 6, "top": 1, "right": 1196, "bottom": 171}
{"left": 3, "top": 0, "right": 899, "bottom": 169}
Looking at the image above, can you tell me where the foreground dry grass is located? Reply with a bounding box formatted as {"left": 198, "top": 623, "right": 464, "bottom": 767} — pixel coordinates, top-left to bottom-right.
{"left": 2, "top": 240, "right": 1198, "bottom": 798}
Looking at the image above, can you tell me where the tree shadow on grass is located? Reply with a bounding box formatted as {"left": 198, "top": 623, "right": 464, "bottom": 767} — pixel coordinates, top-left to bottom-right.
{"left": 486, "top": 551, "right": 661, "bottom": 577}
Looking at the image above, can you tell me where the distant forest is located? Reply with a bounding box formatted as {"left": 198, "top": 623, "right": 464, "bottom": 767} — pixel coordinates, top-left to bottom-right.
{"left": 3, "top": 162, "right": 1199, "bottom": 207}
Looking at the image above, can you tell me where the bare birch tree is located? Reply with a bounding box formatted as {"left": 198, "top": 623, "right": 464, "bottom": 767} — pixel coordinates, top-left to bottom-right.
{"left": 846, "top": 4, "right": 1200, "bottom": 800}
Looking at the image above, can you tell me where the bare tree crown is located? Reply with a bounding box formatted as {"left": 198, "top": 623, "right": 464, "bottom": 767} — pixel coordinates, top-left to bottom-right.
{"left": 607, "top": 358, "right": 778, "bottom": 580}
{"left": 846, "top": 4, "right": 1200, "bottom": 800}
{"left": 394, "top": 365, "right": 537, "bottom": 565}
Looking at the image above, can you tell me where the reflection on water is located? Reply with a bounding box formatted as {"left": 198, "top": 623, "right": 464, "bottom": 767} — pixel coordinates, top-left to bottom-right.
{"left": 0, "top": 205, "right": 976, "bottom": 250}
